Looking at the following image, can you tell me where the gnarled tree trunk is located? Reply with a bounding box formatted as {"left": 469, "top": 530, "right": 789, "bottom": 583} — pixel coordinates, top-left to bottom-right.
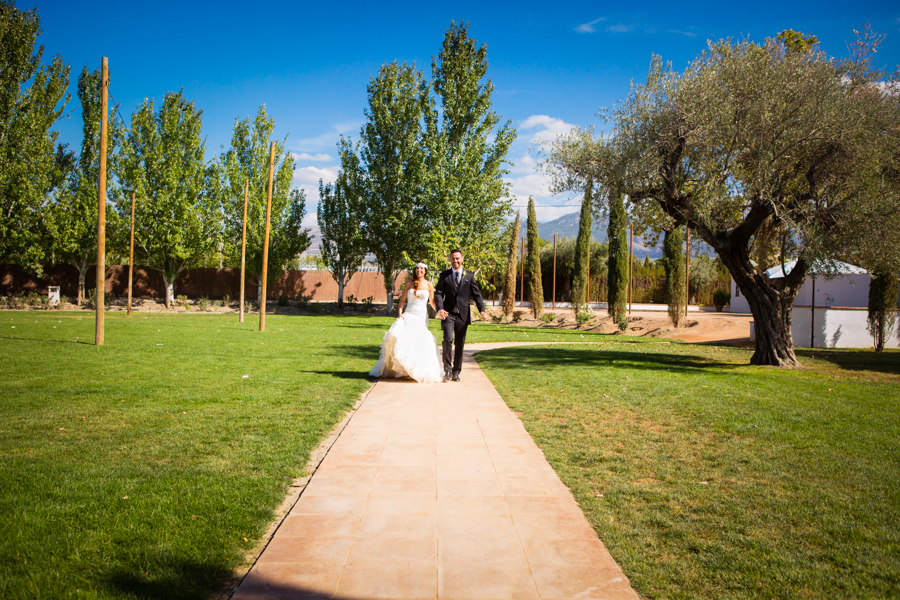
{"left": 720, "top": 252, "right": 806, "bottom": 367}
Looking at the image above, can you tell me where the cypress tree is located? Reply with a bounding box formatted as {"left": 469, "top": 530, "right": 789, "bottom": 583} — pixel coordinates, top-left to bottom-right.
{"left": 571, "top": 177, "right": 593, "bottom": 316}
{"left": 607, "top": 191, "right": 629, "bottom": 318}
{"left": 663, "top": 226, "right": 686, "bottom": 327}
{"left": 526, "top": 196, "right": 543, "bottom": 317}
{"left": 501, "top": 212, "right": 520, "bottom": 316}
{"left": 867, "top": 270, "right": 899, "bottom": 352}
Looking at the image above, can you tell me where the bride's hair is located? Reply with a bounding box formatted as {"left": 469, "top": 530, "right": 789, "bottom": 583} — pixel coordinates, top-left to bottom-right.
{"left": 410, "top": 262, "right": 429, "bottom": 289}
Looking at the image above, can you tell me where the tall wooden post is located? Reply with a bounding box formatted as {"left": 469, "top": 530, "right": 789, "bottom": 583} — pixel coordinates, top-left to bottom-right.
{"left": 127, "top": 191, "right": 135, "bottom": 316}
{"left": 552, "top": 233, "right": 557, "bottom": 309}
{"left": 519, "top": 236, "right": 525, "bottom": 307}
{"left": 685, "top": 229, "right": 690, "bottom": 309}
{"left": 95, "top": 57, "right": 108, "bottom": 346}
{"left": 628, "top": 225, "right": 634, "bottom": 315}
{"left": 239, "top": 179, "right": 248, "bottom": 323}
{"left": 259, "top": 143, "right": 275, "bottom": 332}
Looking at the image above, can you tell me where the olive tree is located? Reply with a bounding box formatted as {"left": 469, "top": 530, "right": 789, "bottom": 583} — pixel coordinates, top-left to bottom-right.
{"left": 552, "top": 31, "right": 900, "bottom": 366}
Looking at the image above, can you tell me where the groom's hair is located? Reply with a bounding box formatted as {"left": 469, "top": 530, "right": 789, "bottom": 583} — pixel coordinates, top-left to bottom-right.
{"left": 449, "top": 248, "right": 462, "bottom": 256}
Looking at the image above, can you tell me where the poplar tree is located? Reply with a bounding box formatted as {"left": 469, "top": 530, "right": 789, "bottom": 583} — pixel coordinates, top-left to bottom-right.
{"left": 607, "top": 191, "right": 629, "bottom": 319}
{"left": 0, "top": 1, "right": 71, "bottom": 273}
{"left": 50, "top": 65, "right": 117, "bottom": 305}
{"left": 423, "top": 21, "right": 516, "bottom": 274}
{"left": 354, "top": 61, "right": 428, "bottom": 313}
{"left": 525, "top": 196, "right": 543, "bottom": 317}
{"left": 213, "top": 106, "right": 309, "bottom": 305}
{"left": 663, "top": 226, "right": 686, "bottom": 327}
{"left": 571, "top": 177, "right": 593, "bottom": 317}
{"left": 501, "top": 212, "right": 520, "bottom": 316}
{"left": 318, "top": 139, "right": 366, "bottom": 309}
{"left": 114, "top": 91, "right": 220, "bottom": 307}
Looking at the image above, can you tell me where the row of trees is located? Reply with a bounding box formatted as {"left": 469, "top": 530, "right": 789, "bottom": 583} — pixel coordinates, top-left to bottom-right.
{"left": 497, "top": 194, "right": 720, "bottom": 322}
{"left": 545, "top": 28, "right": 900, "bottom": 365}
{"left": 317, "top": 22, "right": 516, "bottom": 311}
{"left": 0, "top": 2, "right": 310, "bottom": 307}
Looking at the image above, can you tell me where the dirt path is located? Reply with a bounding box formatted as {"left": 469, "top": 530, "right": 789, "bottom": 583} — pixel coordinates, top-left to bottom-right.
{"left": 481, "top": 306, "right": 754, "bottom": 347}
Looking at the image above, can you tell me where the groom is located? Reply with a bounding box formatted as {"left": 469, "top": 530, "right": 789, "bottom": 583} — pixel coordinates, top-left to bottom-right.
{"left": 435, "top": 248, "right": 487, "bottom": 382}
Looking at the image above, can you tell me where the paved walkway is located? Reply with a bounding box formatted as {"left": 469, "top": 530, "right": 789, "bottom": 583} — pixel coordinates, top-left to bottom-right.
{"left": 232, "top": 343, "right": 639, "bottom": 600}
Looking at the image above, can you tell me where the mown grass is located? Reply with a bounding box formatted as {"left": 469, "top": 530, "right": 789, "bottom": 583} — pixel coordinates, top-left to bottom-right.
{"left": 476, "top": 340, "right": 900, "bottom": 599}
{"left": 0, "top": 311, "right": 391, "bottom": 600}
{"left": 0, "top": 312, "right": 606, "bottom": 599}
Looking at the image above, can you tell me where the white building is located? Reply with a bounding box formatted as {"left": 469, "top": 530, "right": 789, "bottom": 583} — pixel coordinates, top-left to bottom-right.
{"left": 731, "top": 261, "right": 900, "bottom": 349}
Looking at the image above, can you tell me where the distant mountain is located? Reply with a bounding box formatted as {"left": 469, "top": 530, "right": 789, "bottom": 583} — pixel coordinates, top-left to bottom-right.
{"left": 537, "top": 212, "right": 607, "bottom": 244}
{"left": 537, "top": 211, "right": 663, "bottom": 259}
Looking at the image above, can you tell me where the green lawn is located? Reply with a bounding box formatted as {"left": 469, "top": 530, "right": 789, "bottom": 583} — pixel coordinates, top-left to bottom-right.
{"left": 4, "top": 311, "right": 897, "bottom": 599}
{"left": 0, "top": 311, "right": 601, "bottom": 600}
{"left": 475, "top": 340, "right": 900, "bottom": 599}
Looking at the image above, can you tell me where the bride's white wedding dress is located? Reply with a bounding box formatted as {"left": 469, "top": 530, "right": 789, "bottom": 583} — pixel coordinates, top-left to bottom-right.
{"left": 370, "top": 289, "right": 443, "bottom": 383}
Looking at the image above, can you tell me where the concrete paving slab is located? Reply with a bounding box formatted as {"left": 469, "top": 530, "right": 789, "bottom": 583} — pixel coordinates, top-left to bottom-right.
{"left": 232, "top": 342, "right": 639, "bottom": 600}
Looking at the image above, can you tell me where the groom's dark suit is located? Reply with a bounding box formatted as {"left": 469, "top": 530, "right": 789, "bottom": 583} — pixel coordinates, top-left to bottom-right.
{"left": 434, "top": 268, "right": 486, "bottom": 377}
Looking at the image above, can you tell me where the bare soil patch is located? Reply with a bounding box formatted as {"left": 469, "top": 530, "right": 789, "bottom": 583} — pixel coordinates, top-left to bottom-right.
{"left": 482, "top": 305, "right": 753, "bottom": 346}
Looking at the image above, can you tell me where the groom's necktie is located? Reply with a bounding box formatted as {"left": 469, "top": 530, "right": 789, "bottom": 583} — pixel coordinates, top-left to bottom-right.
{"left": 455, "top": 270, "right": 460, "bottom": 285}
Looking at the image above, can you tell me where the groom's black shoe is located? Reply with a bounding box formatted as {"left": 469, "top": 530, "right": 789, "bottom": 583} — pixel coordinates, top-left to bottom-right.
{"left": 442, "top": 370, "right": 451, "bottom": 382}
{"left": 451, "top": 372, "right": 461, "bottom": 382}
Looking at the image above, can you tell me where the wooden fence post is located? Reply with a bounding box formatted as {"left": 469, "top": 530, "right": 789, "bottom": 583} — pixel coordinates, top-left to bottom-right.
{"left": 95, "top": 57, "right": 108, "bottom": 345}
{"left": 127, "top": 191, "right": 135, "bottom": 316}
{"left": 259, "top": 143, "right": 274, "bottom": 332}
{"left": 240, "top": 179, "right": 248, "bottom": 323}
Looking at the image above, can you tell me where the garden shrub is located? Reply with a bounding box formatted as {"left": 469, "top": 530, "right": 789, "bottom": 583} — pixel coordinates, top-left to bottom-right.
{"left": 712, "top": 288, "right": 731, "bottom": 306}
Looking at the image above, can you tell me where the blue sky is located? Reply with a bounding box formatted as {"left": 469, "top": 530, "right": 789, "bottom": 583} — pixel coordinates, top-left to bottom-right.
{"left": 30, "top": 0, "right": 900, "bottom": 227}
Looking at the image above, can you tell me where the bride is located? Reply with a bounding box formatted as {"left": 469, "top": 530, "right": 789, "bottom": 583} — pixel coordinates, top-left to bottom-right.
{"left": 370, "top": 262, "right": 443, "bottom": 383}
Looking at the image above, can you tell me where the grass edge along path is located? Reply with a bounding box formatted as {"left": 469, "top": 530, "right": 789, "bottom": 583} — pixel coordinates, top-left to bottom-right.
{"left": 475, "top": 341, "right": 900, "bottom": 599}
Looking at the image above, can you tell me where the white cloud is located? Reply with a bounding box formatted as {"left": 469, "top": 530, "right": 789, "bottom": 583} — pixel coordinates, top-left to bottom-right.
{"left": 606, "top": 23, "right": 635, "bottom": 33}
{"left": 293, "top": 165, "right": 338, "bottom": 188}
{"left": 507, "top": 152, "right": 538, "bottom": 175}
{"left": 293, "top": 121, "right": 361, "bottom": 152}
{"left": 293, "top": 165, "right": 339, "bottom": 227}
{"left": 668, "top": 29, "right": 698, "bottom": 38}
{"left": 292, "top": 152, "right": 332, "bottom": 162}
{"left": 575, "top": 17, "right": 607, "bottom": 33}
{"left": 519, "top": 115, "right": 577, "bottom": 144}
{"left": 506, "top": 172, "right": 550, "bottom": 198}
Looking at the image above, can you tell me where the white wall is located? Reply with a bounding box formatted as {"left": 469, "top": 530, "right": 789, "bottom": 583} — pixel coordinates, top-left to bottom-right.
{"left": 793, "top": 274, "right": 870, "bottom": 308}
{"left": 732, "top": 273, "right": 872, "bottom": 315}
{"left": 791, "top": 307, "right": 900, "bottom": 349}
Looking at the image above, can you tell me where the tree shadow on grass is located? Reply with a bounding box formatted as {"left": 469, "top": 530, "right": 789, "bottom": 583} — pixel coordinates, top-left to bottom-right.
{"left": 474, "top": 345, "right": 743, "bottom": 375}
{"left": 794, "top": 347, "right": 900, "bottom": 378}
{"left": 104, "top": 558, "right": 233, "bottom": 600}
{"left": 297, "top": 369, "right": 374, "bottom": 381}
